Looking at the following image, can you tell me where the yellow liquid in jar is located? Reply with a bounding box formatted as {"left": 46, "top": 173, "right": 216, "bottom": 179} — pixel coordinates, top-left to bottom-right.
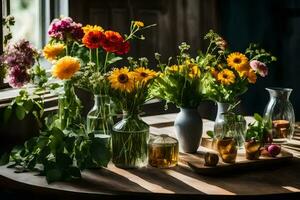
{"left": 148, "top": 143, "right": 178, "bottom": 168}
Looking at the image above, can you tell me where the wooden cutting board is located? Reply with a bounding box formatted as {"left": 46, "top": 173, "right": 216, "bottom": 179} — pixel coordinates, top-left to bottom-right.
{"left": 179, "top": 147, "right": 294, "bottom": 175}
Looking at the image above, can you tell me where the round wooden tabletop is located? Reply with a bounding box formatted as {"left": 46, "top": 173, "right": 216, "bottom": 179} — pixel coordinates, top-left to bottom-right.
{"left": 1, "top": 114, "right": 300, "bottom": 200}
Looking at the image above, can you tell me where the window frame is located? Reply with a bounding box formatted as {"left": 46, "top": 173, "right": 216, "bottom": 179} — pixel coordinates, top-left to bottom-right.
{"left": 0, "top": 0, "right": 68, "bottom": 91}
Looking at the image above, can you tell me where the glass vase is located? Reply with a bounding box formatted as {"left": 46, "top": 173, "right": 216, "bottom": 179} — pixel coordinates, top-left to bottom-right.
{"left": 58, "top": 81, "right": 81, "bottom": 130}
{"left": 216, "top": 113, "right": 239, "bottom": 163}
{"left": 264, "top": 88, "right": 295, "bottom": 141}
{"left": 112, "top": 111, "right": 149, "bottom": 168}
{"left": 86, "top": 95, "right": 113, "bottom": 136}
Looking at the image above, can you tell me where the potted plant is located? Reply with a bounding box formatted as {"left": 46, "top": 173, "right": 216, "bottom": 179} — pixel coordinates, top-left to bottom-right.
{"left": 150, "top": 43, "right": 204, "bottom": 153}
{"left": 245, "top": 113, "right": 272, "bottom": 160}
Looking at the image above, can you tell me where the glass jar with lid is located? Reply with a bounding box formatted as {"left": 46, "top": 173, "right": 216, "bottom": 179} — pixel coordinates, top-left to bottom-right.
{"left": 148, "top": 134, "right": 179, "bottom": 168}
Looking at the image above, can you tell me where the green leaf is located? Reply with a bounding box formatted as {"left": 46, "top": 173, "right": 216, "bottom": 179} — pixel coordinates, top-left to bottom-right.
{"left": 23, "top": 100, "right": 33, "bottom": 112}
{"left": 206, "top": 131, "right": 214, "bottom": 138}
{"left": 56, "top": 153, "right": 72, "bottom": 167}
{"left": 0, "top": 152, "right": 10, "bottom": 166}
{"left": 90, "top": 138, "right": 111, "bottom": 167}
{"left": 254, "top": 113, "right": 262, "bottom": 122}
{"left": 3, "top": 106, "right": 12, "bottom": 123}
{"left": 107, "top": 56, "right": 123, "bottom": 65}
{"left": 46, "top": 168, "right": 62, "bottom": 183}
{"left": 15, "top": 105, "right": 26, "bottom": 120}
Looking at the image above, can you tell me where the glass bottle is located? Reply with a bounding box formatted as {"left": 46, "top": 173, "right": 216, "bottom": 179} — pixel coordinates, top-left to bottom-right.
{"left": 148, "top": 134, "right": 179, "bottom": 168}
{"left": 112, "top": 111, "right": 149, "bottom": 168}
{"left": 86, "top": 95, "right": 113, "bottom": 135}
{"left": 264, "top": 88, "right": 295, "bottom": 141}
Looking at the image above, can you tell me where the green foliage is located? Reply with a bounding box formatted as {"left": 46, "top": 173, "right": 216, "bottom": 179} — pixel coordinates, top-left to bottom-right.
{"left": 150, "top": 43, "right": 204, "bottom": 108}
{"left": 1, "top": 127, "right": 111, "bottom": 183}
{"left": 245, "top": 113, "right": 271, "bottom": 142}
{"left": 2, "top": 15, "right": 15, "bottom": 46}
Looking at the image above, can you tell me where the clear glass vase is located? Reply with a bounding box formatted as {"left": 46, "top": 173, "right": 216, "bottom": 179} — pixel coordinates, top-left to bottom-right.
{"left": 112, "top": 111, "right": 149, "bottom": 168}
{"left": 86, "top": 95, "right": 113, "bottom": 135}
{"left": 264, "top": 87, "right": 295, "bottom": 141}
{"left": 214, "top": 102, "right": 245, "bottom": 149}
{"left": 216, "top": 113, "right": 239, "bottom": 163}
{"left": 58, "top": 81, "right": 81, "bottom": 130}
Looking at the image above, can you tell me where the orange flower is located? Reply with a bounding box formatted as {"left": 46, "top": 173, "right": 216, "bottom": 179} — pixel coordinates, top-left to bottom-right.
{"left": 102, "top": 31, "right": 130, "bottom": 55}
{"left": 246, "top": 69, "right": 257, "bottom": 84}
{"left": 52, "top": 56, "right": 80, "bottom": 80}
{"left": 82, "top": 30, "right": 105, "bottom": 49}
{"left": 210, "top": 68, "right": 218, "bottom": 79}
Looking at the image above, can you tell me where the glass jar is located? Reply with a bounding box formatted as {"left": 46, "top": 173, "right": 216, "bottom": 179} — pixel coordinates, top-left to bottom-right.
{"left": 86, "top": 95, "right": 114, "bottom": 135}
{"left": 264, "top": 88, "right": 295, "bottom": 141}
{"left": 216, "top": 113, "right": 239, "bottom": 163}
{"left": 148, "top": 134, "right": 178, "bottom": 168}
{"left": 112, "top": 111, "right": 149, "bottom": 168}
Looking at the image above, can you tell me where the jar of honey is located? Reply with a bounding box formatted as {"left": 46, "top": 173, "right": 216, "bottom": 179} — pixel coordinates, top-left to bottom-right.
{"left": 148, "top": 134, "right": 178, "bottom": 168}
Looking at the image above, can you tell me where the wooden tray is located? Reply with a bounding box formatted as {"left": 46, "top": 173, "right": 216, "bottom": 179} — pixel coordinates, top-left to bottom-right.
{"left": 180, "top": 148, "right": 294, "bottom": 175}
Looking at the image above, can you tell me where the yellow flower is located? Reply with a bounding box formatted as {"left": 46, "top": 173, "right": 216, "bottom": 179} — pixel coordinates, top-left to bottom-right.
{"left": 167, "top": 65, "right": 183, "bottom": 73}
{"left": 217, "top": 69, "right": 236, "bottom": 85}
{"left": 227, "top": 52, "right": 249, "bottom": 72}
{"left": 188, "top": 64, "right": 201, "bottom": 78}
{"left": 52, "top": 56, "right": 80, "bottom": 80}
{"left": 245, "top": 69, "right": 257, "bottom": 84}
{"left": 108, "top": 67, "right": 135, "bottom": 92}
{"left": 43, "top": 43, "right": 65, "bottom": 61}
{"left": 133, "top": 67, "right": 157, "bottom": 83}
{"left": 82, "top": 25, "right": 104, "bottom": 34}
{"left": 133, "top": 21, "right": 144, "bottom": 28}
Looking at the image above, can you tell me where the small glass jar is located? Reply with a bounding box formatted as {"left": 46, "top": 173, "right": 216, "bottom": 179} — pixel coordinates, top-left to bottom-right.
{"left": 148, "top": 134, "right": 179, "bottom": 168}
{"left": 264, "top": 88, "right": 295, "bottom": 142}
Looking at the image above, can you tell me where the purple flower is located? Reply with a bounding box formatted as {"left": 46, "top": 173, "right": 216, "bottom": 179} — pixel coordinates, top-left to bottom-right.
{"left": 2, "top": 39, "right": 38, "bottom": 88}
{"left": 7, "top": 67, "right": 30, "bottom": 88}
{"left": 250, "top": 60, "right": 268, "bottom": 77}
{"left": 48, "top": 17, "right": 83, "bottom": 41}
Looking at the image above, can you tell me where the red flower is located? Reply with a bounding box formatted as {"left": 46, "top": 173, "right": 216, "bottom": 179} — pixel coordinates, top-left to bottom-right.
{"left": 101, "top": 31, "right": 130, "bottom": 55}
{"left": 82, "top": 30, "right": 105, "bottom": 49}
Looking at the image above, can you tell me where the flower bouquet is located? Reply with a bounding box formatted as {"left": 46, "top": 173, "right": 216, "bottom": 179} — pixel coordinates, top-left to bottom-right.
{"left": 107, "top": 57, "right": 157, "bottom": 168}
{"left": 150, "top": 43, "right": 204, "bottom": 153}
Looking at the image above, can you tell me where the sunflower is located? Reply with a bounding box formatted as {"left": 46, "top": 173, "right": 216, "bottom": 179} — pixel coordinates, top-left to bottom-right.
{"left": 52, "top": 56, "right": 80, "bottom": 80}
{"left": 43, "top": 43, "right": 65, "bottom": 61}
{"left": 217, "top": 69, "right": 236, "bottom": 85}
{"left": 82, "top": 25, "right": 104, "bottom": 34}
{"left": 133, "top": 67, "right": 157, "bottom": 83}
{"left": 227, "top": 52, "right": 249, "bottom": 72}
{"left": 108, "top": 67, "right": 135, "bottom": 92}
{"left": 188, "top": 64, "right": 201, "bottom": 78}
{"left": 133, "top": 21, "right": 144, "bottom": 28}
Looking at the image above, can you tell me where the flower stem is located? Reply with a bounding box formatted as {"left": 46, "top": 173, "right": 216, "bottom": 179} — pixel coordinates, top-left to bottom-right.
{"left": 103, "top": 52, "right": 109, "bottom": 73}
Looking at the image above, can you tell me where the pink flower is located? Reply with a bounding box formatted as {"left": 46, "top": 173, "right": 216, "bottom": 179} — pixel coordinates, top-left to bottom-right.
{"left": 249, "top": 60, "right": 268, "bottom": 77}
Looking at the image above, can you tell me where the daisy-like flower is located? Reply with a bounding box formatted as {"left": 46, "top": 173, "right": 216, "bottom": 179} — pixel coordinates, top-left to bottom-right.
{"left": 133, "top": 21, "right": 144, "bottom": 28}
{"left": 188, "top": 64, "right": 201, "bottom": 78}
{"left": 133, "top": 67, "right": 157, "bottom": 83}
{"left": 82, "top": 29, "right": 105, "bottom": 49}
{"left": 82, "top": 25, "right": 104, "bottom": 34}
{"left": 43, "top": 43, "right": 65, "bottom": 61}
{"left": 52, "top": 56, "right": 80, "bottom": 80}
{"left": 108, "top": 67, "right": 135, "bottom": 92}
{"left": 217, "top": 69, "right": 236, "bottom": 85}
{"left": 210, "top": 67, "right": 218, "bottom": 79}
{"left": 249, "top": 60, "right": 268, "bottom": 77}
{"left": 227, "top": 52, "right": 249, "bottom": 72}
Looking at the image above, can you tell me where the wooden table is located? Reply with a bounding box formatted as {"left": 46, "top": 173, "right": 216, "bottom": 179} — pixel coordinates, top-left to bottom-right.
{"left": 1, "top": 113, "right": 300, "bottom": 200}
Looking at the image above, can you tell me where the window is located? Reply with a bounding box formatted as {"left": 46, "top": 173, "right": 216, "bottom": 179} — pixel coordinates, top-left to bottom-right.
{"left": 1, "top": 0, "right": 69, "bottom": 89}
